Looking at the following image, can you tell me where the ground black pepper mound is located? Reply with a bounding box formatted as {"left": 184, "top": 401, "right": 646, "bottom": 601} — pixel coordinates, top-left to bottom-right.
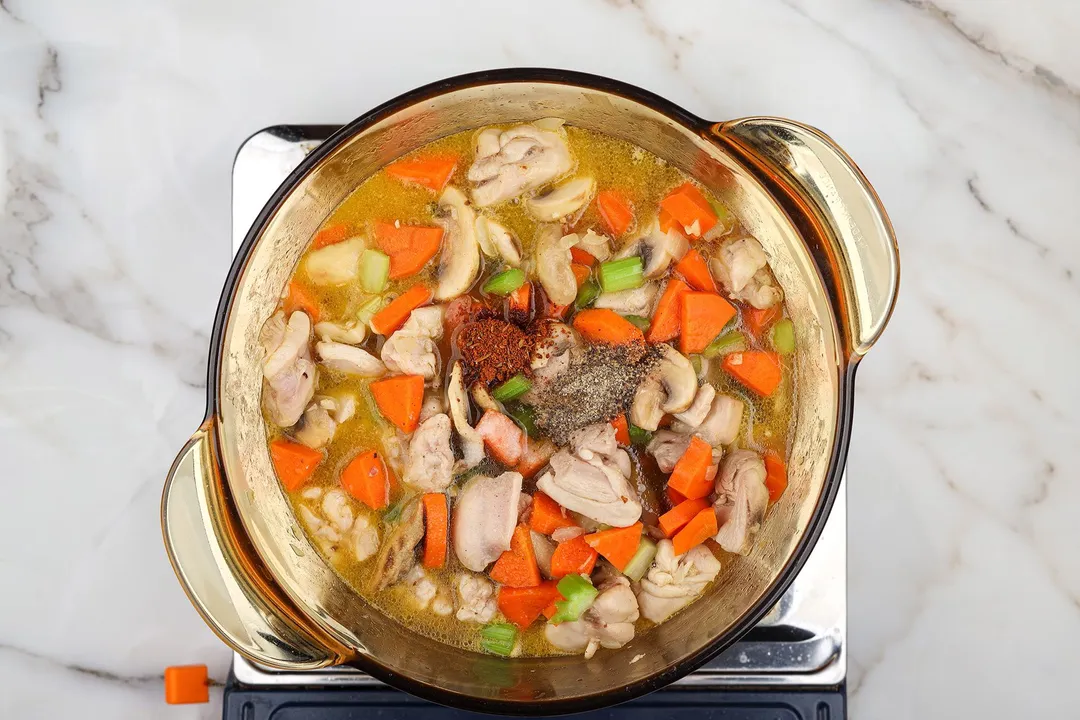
{"left": 530, "top": 343, "right": 661, "bottom": 445}
{"left": 457, "top": 319, "right": 534, "bottom": 386}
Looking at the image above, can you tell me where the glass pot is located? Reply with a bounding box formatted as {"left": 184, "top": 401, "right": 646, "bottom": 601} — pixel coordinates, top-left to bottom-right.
{"left": 162, "top": 69, "right": 898, "bottom": 714}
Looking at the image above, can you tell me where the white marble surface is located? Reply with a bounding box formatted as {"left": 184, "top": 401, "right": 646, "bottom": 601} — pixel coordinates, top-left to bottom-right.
{"left": 1, "top": 0, "right": 1077, "bottom": 717}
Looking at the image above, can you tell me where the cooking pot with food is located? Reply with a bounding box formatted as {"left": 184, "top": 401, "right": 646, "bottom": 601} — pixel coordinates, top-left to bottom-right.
{"left": 162, "top": 69, "right": 898, "bottom": 714}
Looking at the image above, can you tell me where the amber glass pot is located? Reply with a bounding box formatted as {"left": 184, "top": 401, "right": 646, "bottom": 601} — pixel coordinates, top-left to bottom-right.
{"left": 163, "top": 69, "right": 898, "bottom": 714}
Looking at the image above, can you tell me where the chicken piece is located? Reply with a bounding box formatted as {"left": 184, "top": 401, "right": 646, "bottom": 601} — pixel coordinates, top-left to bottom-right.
{"left": 709, "top": 236, "right": 782, "bottom": 309}
{"left": 316, "top": 341, "right": 386, "bottom": 377}
{"left": 544, "top": 577, "right": 640, "bottom": 659}
{"left": 368, "top": 498, "right": 425, "bottom": 592}
{"left": 529, "top": 320, "right": 578, "bottom": 383}
{"left": 304, "top": 237, "right": 365, "bottom": 286}
{"left": 380, "top": 306, "right": 445, "bottom": 381}
{"left": 404, "top": 565, "right": 453, "bottom": 615}
{"left": 321, "top": 489, "right": 354, "bottom": 532}
{"left": 403, "top": 414, "right": 455, "bottom": 491}
{"left": 314, "top": 319, "right": 367, "bottom": 345}
{"left": 574, "top": 229, "right": 612, "bottom": 262}
{"left": 614, "top": 222, "right": 689, "bottom": 278}
{"left": 260, "top": 311, "right": 317, "bottom": 427}
{"left": 593, "top": 281, "right": 658, "bottom": 316}
{"left": 673, "top": 393, "right": 744, "bottom": 447}
{"left": 535, "top": 225, "right": 578, "bottom": 306}
{"left": 455, "top": 573, "right": 498, "bottom": 623}
{"left": 447, "top": 362, "right": 485, "bottom": 470}
{"left": 636, "top": 540, "right": 722, "bottom": 623}
{"left": 419, "top": 392, "right": 445, "bottom": 423}
{"left": 646, "top": 431, "right": 692, "bottom": 474}
{"left": 467, "top": 123, "right": 573, "bottom": 206}
{"left": 673, "top": 384, "right": 715, "bottom": 428}
{"left": 713, "top": 450, "right": 769, "bottom": 555}
{"left": 352, "top": 512, "right": 380, "bottom": 563}
{"left": 569, "top": 422, "right": 632, "bottom": 477}
{"left": 537, "top": 447, "right": 641, "bottom": 528}
{"left": 435, "top": 187, "right": 481, "bottom": 301}
{"left": 293, "top": 401, "right": 337, "bottom": 449}
{"left": 452, "top": 472, "right": 524, "bottom": 572}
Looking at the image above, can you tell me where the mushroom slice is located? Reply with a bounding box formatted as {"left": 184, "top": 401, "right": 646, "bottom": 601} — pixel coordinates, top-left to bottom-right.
{"left": 314, "top": 319, "right": 367, "bottom": 345}
{"left": 574, "top": 229, "right": 612, "bottom": 262}
{"left": 673, "top": 383, "right": 716, "bottom": 427}
{"left": 475, "top": 216, "right": 522, "bottom": 266}
{"left": 316, "top": 341, "right": 386, "bottom": 377}
{"left": 447, "top": 361, "right": 485, "bottom": 470}
{"left": 434, "top": 187, "right": 481, "bottom": 301}
{"left": 615, "top": 222, "right": 690, "bottom": 278}
{"left": 535, "top": 225, "right": 578, "bottom": 306}
{"left": 593, "top": 282, "right": 658, "bottom": 316}
{"left": 630, "top": 375, "right": 665, "bottom": 432}
{"left": 658, "top": 345, "right": 697, "bottom": 413}
{"left": 526, "top": 177, "right": 596, "bottom": 221}
{"left": 304, "top": 237, "right": 365, "bottom": 286}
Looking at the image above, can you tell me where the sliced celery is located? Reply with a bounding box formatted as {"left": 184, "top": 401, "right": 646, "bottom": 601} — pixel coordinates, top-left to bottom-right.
{"left": 623, "top": 314, "right": 651, "bottom": 332}
{"left": 772, "top": 318, "right": 796, "bottom": 354}
{"left": 597, "top": 257, "right": 644, "bottom": 293}
{"left": 575, "top": 278, "right": 601, "bottom": 309}
{"left": 702, "top": 331, "right": 747, "bottom": 359}
{"left": 359, "top": 249, "right": 390, "bottom": 293}
{"left": 551, "top": 574, "right": 598, "bottom": 624}
{"left": 622, "top": 537, "right": 658, "bottom": 582}
{"left": 493, "top": 374, "right": 531, "bottom": 402}
{"left": 483, "top": 268, "right": 526, "bottom": 296}
{"left": 480, "top": 623, "right": 518, "bottom": 656}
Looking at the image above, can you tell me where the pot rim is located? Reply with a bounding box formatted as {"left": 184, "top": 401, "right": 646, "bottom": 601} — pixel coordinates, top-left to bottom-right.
{"left": 207, "top": 68, "right": 855, "bottom": 714}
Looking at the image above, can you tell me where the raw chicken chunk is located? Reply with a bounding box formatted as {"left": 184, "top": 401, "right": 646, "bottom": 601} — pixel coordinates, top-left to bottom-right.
{"left": 467, "top": 123, "right": 573, "bottom": 206}
{"left": 452, "top": 472, "right": 523, "bottom": 572}
{"left": 403, "top": 414, "right": 454, "bottom": 491}
{"left": 545, "top": 577, "right": 640, "bottom": 658}
{"left": 709, "top": 236, "right": 782, "bottom": 309}
{"left": 260, "top": 310, "right": 316, "bottom": 427}
{"left": 636, "top": 540, "right": 721, "bottom": 623}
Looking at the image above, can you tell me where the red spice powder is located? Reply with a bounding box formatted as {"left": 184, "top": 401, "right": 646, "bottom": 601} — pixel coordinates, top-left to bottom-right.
{"left": 457, "top": 319, "right": 534, "bottom": 386}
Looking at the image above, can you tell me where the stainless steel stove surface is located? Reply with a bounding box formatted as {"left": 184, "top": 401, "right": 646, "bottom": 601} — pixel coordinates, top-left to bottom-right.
{"left": 225, "top": 126, "right": 847, "bottom": 718}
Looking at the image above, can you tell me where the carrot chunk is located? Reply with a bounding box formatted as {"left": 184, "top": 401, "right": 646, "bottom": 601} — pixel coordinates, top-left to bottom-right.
{"left": 369, "top": 375, "right": 425, "bottom": 433}
{"left": 743, "top": 305, "right": 782, "bottom": 338}
{"left": 385, "top": 155, "right": 458, "bottom": 191}
{"left": 646, "top": 278, "right": 690, "bottom": 344}
{"left": 283, "top": 280, "right": 320, "bottom": 322}
{"left": 490, "top": 525, "right": 541, "bottom": 588}
{"left": 763, "top": 451, "right": 788, "bottom": 504}
{"left": 571, "top": 263, "right": 591, "bottom": 289}
{"left": 658, "top": 497, "right": 710, "bottom": 538}
{"left": 269, "top": 439, "right": 322, "bottom": 492}
{"left": 673, "top": 248, "right": 718, "bottom": 293}
{"left": 659, "top": 182, "right": 717, "bottom": 238}
{"left": 672, "top": 507, "right": 718, "bottom": 555}
{"left": 572, "top": 309, "right": 645, "bottom": 345}
{"left": 583, "top": 523, "right": 643, "bottom": 572}
{"left": 422, "top": 493, "right": 448, "bottom": 568}
{"left": 667, "top": 436, "right": 715, "bottom": 500}
{"left": 596, "top": 190, "right": 634, "bottom": 236}
{"left": 340, "top": 449, "right": 390, "bottom": 509}
{"left": 549, "top": 535, "right": 598, "bottom": 578}
{"left": 311, "top": 224, "right": 349, "bottom": 250}
{"left": 570, "top": 246, "right": 596, "bottom": 267}
{"left": 610, "top": 414, "right": 630, "bottom": 445}
{"left": 529, "top": 492, "right": 577, "bottom": 535}
{"left": 498, "top": 581, "right": 561, "bottom": 629}
{"left": 374, "top": 222, "right": 444, "bottom": 279}
{"left": 164, "top": 665, "right": 208, "bottom": 705}
{"left": 508, "top": 282, "right": 532, "bottom": 315}
{"left": 679, "top": 292, "right": 737, "bottom": 355}
{"left": 722, "top": 351, "right": 782, "bottom": 397}
{"left": 517, "top": 439, "right": 556, "bottom": 479}
{"left": 370, "top": 284, "right": 433, "bottom": 335}
{"left": 476, "top": 410, "right": 526, "bottom": 466}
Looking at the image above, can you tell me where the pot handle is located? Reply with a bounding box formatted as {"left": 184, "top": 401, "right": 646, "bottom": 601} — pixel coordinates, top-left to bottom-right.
{"left": 162, "top": 422, "right": 341, "bottom": 670}
{"left": 711, "top": 117, "right": 899, "bottom": 357}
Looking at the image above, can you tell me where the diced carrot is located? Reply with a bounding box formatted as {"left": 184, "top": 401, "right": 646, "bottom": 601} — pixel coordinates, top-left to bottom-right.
{"left": 518, "top": 440, "right": 557, "bottom": 480}
{"left": 385, "top": 155, "right": 458, "bottom": 191}
{"left": 674, "top": 248, "right": 718, "bottom": 293}
{"left": 659, "top": 182, "right": 717, "bottom": 238}
{"left": 572, "top": 309, "right": 645, "bottom": 345}
{"left": 596, "top": 190, "right": 634, "bottom": 236}
{"left": 164, "top": 665, "right": 209, "bottom": 705}
{"left": 542, "top": 601, "right": 558, "bottom": 620}
{"left": 370, "top": 284, "right": 433, "bottom": 335}
{"left": 658, "top": 497, "right": 710, "bottom": 538}
{"left": 374, "top": 222, "right": 445, "bottom": 279}
{"left": 269, "top": 439, "right": 323, "bottom": 492}
{"left": 667, "top": 436, "right": 714, "bottom": 500}
{"left": 646, "top": 278, "right": 690, "bottom": 344}
{"left": 583, "top": 523, "right": 643, "bottom": 572}
{"left": 422, "top": 493, "right": 448, "bottom": 568}
{"left": 672, "top": 507, "right": 719, "bottom": 555}
{"left": 340, "top": 449, "right": 390, "bottom": 510}
{"left": 571, "top": 263, "right": 591, "bottom": 289}
{"left": 680, "top": 292, "right": 737, "bottom": 354}
{"left": 283, "top": 280, "right": 321, "bottom": 322}
{"left": 476, "top": 410, "right": 526, "bottom": 466}
{"left": 490, "top": 525, "right": 541, "bottom": 588}
{"left": 743, "top": 305, "right": 782, "bottom": 338}
{"left": 610, "top": 414, "right": 630, "bottom": 445}
{"left": 666, "top": 485, "right": 687, "bottom": 507}
{"left": 508, "top": 282, "right": 532, "bottom": 315}
{"left": 722, "top": 351, "right": 782, "bottom": 397}
{"left": 763, "top": 451, "right": 788, "bottom": 504}
{"left": 311, "top": 224, "right": 349, "bottom": 250}
{"left": 658, "top": 207, "right": 680, "bottom": 235}
{"left": 570, "top": 246, "right": 596, "bottom": 267}
{"left": 529, "top": 492, "right": 577, "bottom": 535}
{"left": 549, "top": 535, "right": 598, "bottom": 578}
{"left": 498, "top": 581, "right": 562, "bottom": 629}
{"left": 369, "top": 375, "right": 425, "bottom": 433}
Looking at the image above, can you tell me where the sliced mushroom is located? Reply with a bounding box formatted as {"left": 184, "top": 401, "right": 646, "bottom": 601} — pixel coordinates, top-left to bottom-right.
{"left": 475, "top": 216, "right": 522, "bottom": 266}
{"left": 630, "top": 375, "right": 665, "bottom": 432}
{"left": 304, "top": 237, "right": 365, "bottom": 286}
{"left": 316, "top": 341, "right": 386, "bottom": 377}
{"left": 368, "top": 498, "right": 425, "bottom": 592}
{"left": 615, "top": 222, "right": 689, "bottom": 278}
{"left": 314, "top": 319, "right": 367, "bottom": 345}
{"left": 574, "top": 229, "right": 612, "bottom": 262}
{"left": 673, "top": 383, "right": 715, "bottom": 427}
{"left": 434, "top": 187, "right": 481, "bottom": 301}
{"left": 535, "top": 225, "right": 577, "bottom": 306}
{"left": 471, "top": 384, "right": 501, "bottom": 414}
{"left": 593, "top": 281, "right": 658, "bottom": 316}
{"left": 447, "top": 362, "right": 486, "bottom": 470}
{"left": 526, "top": 176, "right": 596, "bottom": 221}
{"left": 629, "top": 345, "right": 697, "bottom": 431}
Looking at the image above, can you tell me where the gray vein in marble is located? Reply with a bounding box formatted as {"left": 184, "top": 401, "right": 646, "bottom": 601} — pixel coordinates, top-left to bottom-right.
{"left": 897, "top": 0, "right": 1080, "bottom": 101}
{"left": 0, "top": 642, "right": 223, "bottom": 688}
{"left": 0, "top": 0, "right": 22, "bottom": 23}
{"left": 36, "top": 47, "right": 60, "bottom": 119}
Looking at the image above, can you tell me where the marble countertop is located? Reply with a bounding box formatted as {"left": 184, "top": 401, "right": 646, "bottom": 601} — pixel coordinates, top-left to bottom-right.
{"left": 2, "top": 0, "right": 1078, "bottom": 717}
